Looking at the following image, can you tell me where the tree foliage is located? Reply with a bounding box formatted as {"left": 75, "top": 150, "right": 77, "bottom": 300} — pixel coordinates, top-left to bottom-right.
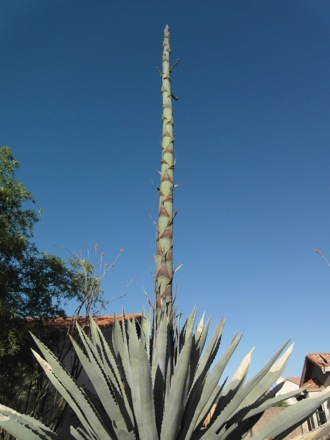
{"left": 0, "top": 146, "right": 84, "bottom": 417}
{"left": 0, "top": 148, "right": 127, "bottom": 436}
{"left": 0, "top": 146, "right": 80, "bottom": 321}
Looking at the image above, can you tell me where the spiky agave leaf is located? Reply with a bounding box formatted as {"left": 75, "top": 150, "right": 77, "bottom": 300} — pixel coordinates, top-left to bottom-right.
{"left": 2, "top": 310, "right": 330, "bottom": 440}
{"left": 32, "top": 318, "right": 139, "bottom": 439}
{"left": 250, "top": 387, "right": 330, "bottom": 440}
{"left": 71, "top": 316, "right": 157, "bottom": 439}
{"left": 161, "top": 323, "right": 193, "bottom": 439}
{"left": 192, "top": 316, "right": 211, "bottom": 370}
{"left": 235, "top": 343, "right": 294, "bottom": 413}
{"left": 214, "top": 385, "right": 309, "bottom": 439}
{"left": 192, "top": 318, "right": 226, "bottom": 389}
{"left": 156, "top": 311, "right": 230, "bottom": 439}
{"left": 69, "top": 333, "right": 130, "bottom": 432}
{"left": 70, "top": 426, "right": 92, "bottom": 440}
{"left": 152, "top": 307, "right": 172, "bottom": 385}
{"left": 88, "top": 318, "right": 135, "bottom": 427}
{"left": 196, "top": 352, "right": 258, "bottom": 439}
{"left": 181, "top": 333, "right": 243, "bottom": 439}
{"left": 88, "top": 318, "right": 125, "bottom": 398}
{"left": 0, "top": 404, "right": 58, "bottom": 440}
{"left": 211, "top": 344, "right": 296, "bottom": 439}
{"left": 178, "top": 308, "right": 196, "bottom": 353}
{"left": 31, "top": 349, "right": 111, "bottom": 440}
{"left": 202, "top": 341, "right": 290, "bottom": 437}
{"left": 126, "top": 318, "right": 158, "bottom": 439}
{"left": 230, "top": 384, "right": 307, "bottom": 434}
{"left": 111, "top": 314, "right": 134, "bottom": 396}
{"left": 179, "top": 319, "right": 239, "bottom": 440}
{"left": 152, "top": 309, "right": 172, "bottom": 431}
{"left": 140, "top": 307, "right": 153, "bottom": 359}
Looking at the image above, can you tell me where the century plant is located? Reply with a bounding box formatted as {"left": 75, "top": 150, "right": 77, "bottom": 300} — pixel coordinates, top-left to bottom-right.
{"left": 1, "top": 311, "right": 330, "bottom": 439}
{"left": 154, "top": 25, "right": 176, "bottom": 319}
{"left": 1, "top": 24, "right": 330, "bottom": 440}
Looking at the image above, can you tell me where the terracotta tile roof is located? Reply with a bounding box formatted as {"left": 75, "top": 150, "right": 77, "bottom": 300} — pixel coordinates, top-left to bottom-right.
{"left": 306, "top": 353, "right": 330, "bottom": 371}
{"left": 300, "top": 353, "right": 330, "bottom": 390}
{"left": 44, "top": 314, "right": 142, "bottom": 329}
{"left": 286, "top": 377, "right": 301, "bottom": 386}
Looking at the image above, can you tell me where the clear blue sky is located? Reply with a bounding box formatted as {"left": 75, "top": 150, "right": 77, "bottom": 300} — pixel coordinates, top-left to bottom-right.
{"left": 1, "top": 0, "right": 330, "bottom": 379}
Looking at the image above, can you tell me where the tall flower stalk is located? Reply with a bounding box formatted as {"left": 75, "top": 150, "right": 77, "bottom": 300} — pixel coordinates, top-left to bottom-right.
{"left": 154, "top": 25, "right": 176, "bottom": 319}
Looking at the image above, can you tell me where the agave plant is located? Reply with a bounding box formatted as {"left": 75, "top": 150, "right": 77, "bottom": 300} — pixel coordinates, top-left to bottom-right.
{"left": 1, "top": 309, "right": 330, "bottom": 439}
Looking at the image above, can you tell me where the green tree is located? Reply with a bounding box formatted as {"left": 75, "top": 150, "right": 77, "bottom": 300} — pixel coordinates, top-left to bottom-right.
{"left": 0, "top": 146, "right": 82, "bottom": 416}
{"left": 0, "top": 146, "right": 79, "bottom": 322}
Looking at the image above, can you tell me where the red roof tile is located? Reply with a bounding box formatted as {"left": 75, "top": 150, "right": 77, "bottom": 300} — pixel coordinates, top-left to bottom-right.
{"left": 306, "top": 353, "right": 330, "bottom": 370}
{"left": 44, "top": 314, "right": 142, "bottom": 329}
{"left": 286, "top": 377, "right": 300, "bottom": 386}
{"left": 300, "top": 353, "right": 330, "bottom": 389}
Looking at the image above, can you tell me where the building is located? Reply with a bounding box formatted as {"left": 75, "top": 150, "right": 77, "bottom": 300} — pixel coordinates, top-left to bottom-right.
{"left": 299, "top": 353, "right": 330, "bottom": 433}
{"left": 246, "top": 355, "right": 330, "bottom": 439}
